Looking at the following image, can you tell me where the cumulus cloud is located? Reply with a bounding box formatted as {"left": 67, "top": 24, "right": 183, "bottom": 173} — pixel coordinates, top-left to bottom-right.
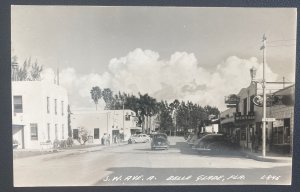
{"left": 42, "top": 48, "right": 279, "bottom": 111}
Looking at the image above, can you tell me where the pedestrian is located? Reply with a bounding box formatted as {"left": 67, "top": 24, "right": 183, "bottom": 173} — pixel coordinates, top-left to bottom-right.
{"left": 114, "top": 135, "right": 117, "bottom": 143}
{"left": 108, "top": 134, "right": 111, "bottom": 146}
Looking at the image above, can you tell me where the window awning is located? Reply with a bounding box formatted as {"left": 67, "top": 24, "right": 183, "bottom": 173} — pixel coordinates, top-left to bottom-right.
{"left": 130, "top": 127, "right": 142, "bottom": 130}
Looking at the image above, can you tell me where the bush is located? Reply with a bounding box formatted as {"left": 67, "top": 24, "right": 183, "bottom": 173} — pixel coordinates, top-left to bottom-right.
{"left": 60, "top": 140, "right": 67, "bottom": 148}
{"left": 77, "top": 127, "right": 89, "bottom": 145}
{"left": 53, "top": 139, "right": 60, "bottom": 149}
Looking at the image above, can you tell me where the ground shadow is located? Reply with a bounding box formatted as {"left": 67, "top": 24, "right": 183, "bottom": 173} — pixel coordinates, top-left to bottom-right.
{"left": 169, "top": 141, "right": 245, "bottom": 158}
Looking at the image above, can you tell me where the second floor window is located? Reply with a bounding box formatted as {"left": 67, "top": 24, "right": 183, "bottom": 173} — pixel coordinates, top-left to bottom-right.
{"left": 47, "top": 97, "right": 50, "bottom": 113}
{"left": 13, "top": 96, "right": 23, "bottom": 113}
{"left": 55, "top": 124, "right": 58, "bottom": 139}
{"left": 61, "top": 101, "right": 64, "bottom": 116}
{"left": 62, "top": 124, "right": 64, "bottom": 139}
{"left": 243, "top": 98, "right": 247, "bottom": 115}
{"left": 250, "top": 95, "right": 255, "bottom": 112}
{"left": 47, "top": 123, "right": 51, "bottom": 140}
{"left": 54, "top": 99, "right": 57, "bottom": 115}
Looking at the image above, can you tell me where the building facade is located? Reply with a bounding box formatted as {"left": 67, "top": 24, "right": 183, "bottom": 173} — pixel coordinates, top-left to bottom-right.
{"left": 269, "top": 85, "right": 295, "bottom": 154}
{"left": 12, "top": 81, "right": 69, "bottom": 149}
{"left": 220, "top": 82, "right": 295, "bottom": 154}
{"left": 71, "top": 109, "right": 140, "bottom": 144}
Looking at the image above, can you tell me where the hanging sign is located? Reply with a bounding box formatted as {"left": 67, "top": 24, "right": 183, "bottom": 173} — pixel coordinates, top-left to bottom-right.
{"left": 252, "top": 95, "right": 273, "bottom": 107}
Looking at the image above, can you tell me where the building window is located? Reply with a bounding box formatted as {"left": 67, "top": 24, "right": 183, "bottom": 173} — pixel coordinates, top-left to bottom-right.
{"left": 47, "top": 123, "right": 50, "bottom": 140}
{"left": 243, "top": 98, "right": 247, "bottom": 115}
{"left": 47, "top": 97, "right": 50, "bottom": 113}
{"left": 54, "top": 99, "right": 57, "bottom": 115}
{"left": 94, "top": 128, "right": 100, "bottom": 139}
{"left": 13, "top": 96, "right": 23, "bottom": 113}
{"left": 62, "top": 124, "right": 65, "bottom": 139}
{"left": 30, "top": 123, "right": 38, "bottom": 140}
{"left": 55, "top": 124, "right": 58, "bottom": 139}
{"left": 272, "top": 119, "right": 291, "bottom": 145}
{"left": 125, "top": 113, "right": 130, "bottom": 121}
{"left": 73, "top": 129, "right": 79, "bottom": 139}
{"left": 250, "top": 95, "right": 255, "bottom": 112}
{"left": 61, "top": 101, "right": 64, "bottom": 116}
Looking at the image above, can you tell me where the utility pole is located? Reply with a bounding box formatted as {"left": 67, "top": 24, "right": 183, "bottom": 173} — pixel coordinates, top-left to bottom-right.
{"left": 261, "top": 34, "right": 267, "bottom": 158}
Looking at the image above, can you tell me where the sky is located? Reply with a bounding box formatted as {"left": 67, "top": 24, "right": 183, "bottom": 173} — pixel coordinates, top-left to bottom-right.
{"left": 11, "top": 6, "right": 297, "bottom": 111}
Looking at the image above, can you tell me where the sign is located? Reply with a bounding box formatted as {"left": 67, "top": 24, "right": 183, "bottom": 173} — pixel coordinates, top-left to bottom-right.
{"left": 234, "top": 114, "right": 255, "bottom": 121}
{"left": 273, "top": 119, "right": 284, "bottom": 127}
{"left": 262, "top": 118, "right": 276, "bottom": 122}
{"left": 225, "top": 94, "right": 240, "bottom": 104}
{"left": 252, "top": 95, "right": 273, "bottom": 107}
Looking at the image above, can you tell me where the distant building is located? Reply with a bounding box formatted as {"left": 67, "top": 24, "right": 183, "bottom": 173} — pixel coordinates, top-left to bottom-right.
{"left": 71, "top": 109, "right": 140, "bottom": 144}
{"left": 12, "top": 81, "right": 68, "bottom": 149}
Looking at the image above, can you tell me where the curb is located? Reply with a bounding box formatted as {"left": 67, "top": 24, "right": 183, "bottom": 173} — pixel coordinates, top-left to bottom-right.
{"left": 43, "top": 142, "right": 129, "bottom": 160}
{"left": 240, "top": 150, "right": 291, "bottom": 163}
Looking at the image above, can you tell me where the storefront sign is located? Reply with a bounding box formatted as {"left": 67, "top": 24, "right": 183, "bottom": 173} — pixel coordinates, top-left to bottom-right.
{"left": 273, "top": 119, "right": 284, "bottom": 127}
{"left": 234, "top": 114, "right": 255, "bottom": 121}
{"left": 252, "top": 95, "right": 273, "bottom": 107}
{"left": 225, "top": 94, "right": 240, "bottom": 104}
{"left": 262, "top": 118, "right": 276, "bottom": 122}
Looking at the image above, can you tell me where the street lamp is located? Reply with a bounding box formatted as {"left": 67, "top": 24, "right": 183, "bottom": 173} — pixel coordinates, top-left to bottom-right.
{"left": 250, "top": 66, "right": 257, "bottom": 83}
{"left": 250, "top": 34, "right": 267, "bottom": 158}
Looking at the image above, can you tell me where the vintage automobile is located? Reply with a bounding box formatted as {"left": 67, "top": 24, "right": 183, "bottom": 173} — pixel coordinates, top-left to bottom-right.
{"left": 151, "top": 133, "right": 169, "bottom": 150}
{"left": 193, "top": 133, "right": 238, "bottom": 154}
{"left": 128, "top": 134, "right": 151, "bottom": 144}
{"left": 187, "top": 134, "right": 198, "bottom": 146}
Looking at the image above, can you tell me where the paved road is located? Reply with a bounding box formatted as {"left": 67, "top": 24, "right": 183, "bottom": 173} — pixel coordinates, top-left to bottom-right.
{"left": 13, "top": 136, "right": 292, "bottom": 186}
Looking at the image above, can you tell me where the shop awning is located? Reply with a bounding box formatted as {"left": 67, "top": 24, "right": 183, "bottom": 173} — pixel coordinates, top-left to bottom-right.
{"left": 130, "top": 127, "right": 142, "bottom": 130}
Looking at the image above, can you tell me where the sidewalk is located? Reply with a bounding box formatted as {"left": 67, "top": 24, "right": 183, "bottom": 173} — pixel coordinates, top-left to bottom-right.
{"left": 14, "top": 141, "right": 128, "bottom": 160}
{"left": 240, "top": 149, "right": 292, "bottom": 163}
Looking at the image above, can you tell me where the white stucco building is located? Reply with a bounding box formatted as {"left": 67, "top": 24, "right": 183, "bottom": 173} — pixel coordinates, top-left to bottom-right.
{"left": 12, "top": 81, "right": 69, "bottom": 149}
{"left": 71, "top": 109, "right": 140, "bottom": 144}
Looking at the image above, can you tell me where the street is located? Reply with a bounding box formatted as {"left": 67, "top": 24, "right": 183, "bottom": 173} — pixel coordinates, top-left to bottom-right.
{"left": 13, "top": 136, "right": 292, "bottom": 186}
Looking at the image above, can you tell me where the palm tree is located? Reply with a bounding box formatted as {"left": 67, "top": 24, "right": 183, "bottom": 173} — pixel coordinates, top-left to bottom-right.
{"left": 90, "top": 86, "right": 102, "bottom": 111}
{"left": 102, "top": 88, "right": 114, "bottom": 109}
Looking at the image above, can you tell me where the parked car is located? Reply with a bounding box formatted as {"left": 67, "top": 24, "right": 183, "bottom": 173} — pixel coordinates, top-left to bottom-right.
{"left": 184, "top": 132, "right": 193, "bottom": 140}
{"left": 193, "top": 134, "right": 237, "bottom": 153}
{"left": 187, "top": 134, "right": 198, "bottom": 145}
{"left": 128, "top": 134, "right": 151, "bottom": 144}
{"left": 151, "top": 133, "right": 169, "bottom": 150}
{"left": 191, "top": 132, "right": 210, "bottom": 147}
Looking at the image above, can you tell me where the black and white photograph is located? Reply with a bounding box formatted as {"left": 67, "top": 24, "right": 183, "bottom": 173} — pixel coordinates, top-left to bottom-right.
{"left": 10, "top": 5, "right": 296, "bottom": 186}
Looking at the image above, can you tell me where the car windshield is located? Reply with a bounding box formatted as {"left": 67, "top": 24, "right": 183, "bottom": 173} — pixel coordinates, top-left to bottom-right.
{"left": 153, "top": 134, "right": 167, "bottom": 139}
{"left": 201, "top": 135, "right": 224, "bottom": 142}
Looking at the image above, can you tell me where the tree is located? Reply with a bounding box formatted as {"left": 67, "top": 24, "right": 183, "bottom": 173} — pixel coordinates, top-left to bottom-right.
{"left": 11, "top": 56, "right": 43, "bottom": 81}
{"left": 157, "top": 100, "right": 173, "bottom": 135}
{"left": 102, "top": 88, "right": 114, "bottom": 109}
{"left": 30, "top": 60, "right": 43, "bottom": 81}
{"left": 90, "top": 86, "right": 102, "bottom": 110}
{"left": 67, "top": 105, "right": 72, "bottom": 137}
{"left": 16, "top": 59, "right": 30, "bottom": 81}
{"left": 77, "top": 127, "right": 89, "bottom": 145}
{"left": 137, "top": 93, "right": 158, "bottom": 133}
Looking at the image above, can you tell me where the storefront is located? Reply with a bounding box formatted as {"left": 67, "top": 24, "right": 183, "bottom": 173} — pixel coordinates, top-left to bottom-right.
{"left": 269, "top": 85, "right": 294, "bottom": 154}
{"left": 270, "top": 118, "right": 291, "bottom": 153}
